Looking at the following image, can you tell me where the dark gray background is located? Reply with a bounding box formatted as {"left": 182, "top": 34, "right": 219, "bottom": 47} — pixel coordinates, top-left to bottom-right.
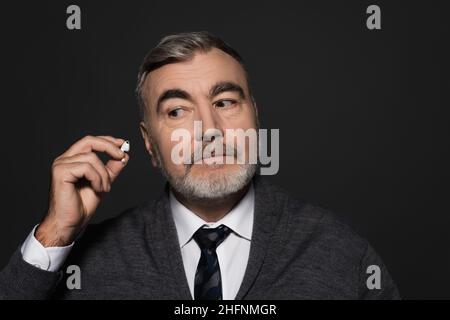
{"left": 0, "top": 0, "right": 448, "bottom": 299}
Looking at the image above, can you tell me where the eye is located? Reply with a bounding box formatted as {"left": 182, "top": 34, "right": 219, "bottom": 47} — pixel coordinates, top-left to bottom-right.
{"left": 168, "top": 107, "right": 185, "bottom": 118}
{"left": 214, "top": 99, "right": 237, "bottom": 109}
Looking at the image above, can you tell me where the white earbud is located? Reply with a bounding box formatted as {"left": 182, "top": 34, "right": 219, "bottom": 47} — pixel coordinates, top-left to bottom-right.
{"left": 120, "top": 140, "right": 130, "bottom": 152}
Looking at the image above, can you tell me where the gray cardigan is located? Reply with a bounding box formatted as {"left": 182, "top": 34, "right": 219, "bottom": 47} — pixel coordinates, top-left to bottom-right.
{"left": 0, "top": 176, "right": 400, "bottom": 299}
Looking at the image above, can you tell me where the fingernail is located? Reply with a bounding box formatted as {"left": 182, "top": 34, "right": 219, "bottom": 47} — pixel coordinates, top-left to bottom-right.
{"left": 121, "top": 157, "right": 128, "bottom": 165}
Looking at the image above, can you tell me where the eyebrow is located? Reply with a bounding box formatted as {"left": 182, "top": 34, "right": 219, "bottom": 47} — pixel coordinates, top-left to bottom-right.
{"left": 156, "top": 89, "right": 192, "bottom": 114}
{"left": 209, "top": 81, "right": 246, "bottom": 100}
{"left": 155, "top": 81, "right": 246, "bottom": 114}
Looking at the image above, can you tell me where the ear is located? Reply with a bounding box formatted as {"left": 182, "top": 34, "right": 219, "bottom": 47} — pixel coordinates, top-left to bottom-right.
{"left": 139, "top": 121, "right": 158, "bottom": 168}
{"left": 253, "top": 102, "right": 258, "bottom": 118}
{"left": 251, "top": 98, "right": 259, "bottom": 127}
{"left": 251, "top": 96, "right": 258, "bottom": 118}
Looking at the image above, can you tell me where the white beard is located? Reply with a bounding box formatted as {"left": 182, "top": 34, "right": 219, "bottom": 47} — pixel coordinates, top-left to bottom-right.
{"left": 168, "top": 163, "right": 257, "bottom": 200}
{"left": 153, "top": 142, "right": 257, "bottom": 200}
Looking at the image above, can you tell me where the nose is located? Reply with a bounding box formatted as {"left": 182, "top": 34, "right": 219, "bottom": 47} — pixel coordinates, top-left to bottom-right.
{"left": 194, "top": 102, "right": 223, "bottom": 143}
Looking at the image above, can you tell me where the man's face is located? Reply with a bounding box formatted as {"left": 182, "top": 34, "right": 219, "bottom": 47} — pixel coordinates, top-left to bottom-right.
{"left": 139, "top": 48, "right": 258, "bottom": 199}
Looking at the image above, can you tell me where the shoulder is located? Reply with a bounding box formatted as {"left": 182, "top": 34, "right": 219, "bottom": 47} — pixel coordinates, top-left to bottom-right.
{"left": 285, "top": 191, "right": 369, "bottom": 262}
{"left": 79, "top": 199, "right": 156, "bottom": 244}
{"left": 256, "top": 177, "right": 370, "bottom": 266}
{"left": 67, "top": 197, "right": 162, "bottom": 261}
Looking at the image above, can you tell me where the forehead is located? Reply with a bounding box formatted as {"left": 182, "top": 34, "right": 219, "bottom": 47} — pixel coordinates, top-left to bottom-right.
{"left": 143, "top": 48, "right": 248, "bottom": 103}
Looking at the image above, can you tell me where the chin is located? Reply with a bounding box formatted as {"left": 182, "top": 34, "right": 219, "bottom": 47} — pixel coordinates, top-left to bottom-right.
{"left": 166, "top": 162, "right": 257, "bottom": 201}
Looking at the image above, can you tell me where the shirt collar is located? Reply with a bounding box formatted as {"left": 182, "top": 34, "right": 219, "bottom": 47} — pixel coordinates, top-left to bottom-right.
{"left": 170, "top": 183, "right": 255, "bottom": 248}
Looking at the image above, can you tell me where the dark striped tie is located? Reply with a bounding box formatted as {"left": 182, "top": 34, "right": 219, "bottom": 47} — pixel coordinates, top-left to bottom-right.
{"left": 193, "top": 224, "right": 232, "bottom": 300}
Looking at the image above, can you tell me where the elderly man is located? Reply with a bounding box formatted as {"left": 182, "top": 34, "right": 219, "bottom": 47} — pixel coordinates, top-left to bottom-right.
{"left": 0, "top": 31, "right": 399, "bottom": 300}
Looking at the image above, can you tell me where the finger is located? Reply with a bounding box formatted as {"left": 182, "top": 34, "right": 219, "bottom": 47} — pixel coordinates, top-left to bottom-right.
{"left": 97, "top": 135, "right": 125, "bottom": 147}
{"left": 56, "top": 152, "right": 111, "bottom": 192}
{"left": 62, "top": 135, "right": 125, "bottom": 160}
{"left": 56, "top": 162, "right": 104, "bottom": 193}
{"left": 105, "top": 152, "right": 130, "bottom": 183}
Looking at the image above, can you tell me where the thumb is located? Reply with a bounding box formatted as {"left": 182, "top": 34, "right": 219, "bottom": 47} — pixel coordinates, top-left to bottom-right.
{"left": 106, "top": 152, "right": 129, "bottom": 183}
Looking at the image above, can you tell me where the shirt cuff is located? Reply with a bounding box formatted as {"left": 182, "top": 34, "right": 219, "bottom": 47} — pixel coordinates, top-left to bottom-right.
{"left": 20, "top": 224, "right": 74, "bottom": 272}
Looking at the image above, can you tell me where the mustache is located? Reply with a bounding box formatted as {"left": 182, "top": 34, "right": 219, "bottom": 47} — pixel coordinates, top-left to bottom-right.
{"left": 190, "top": 143, "right": 243, "bottom": 164}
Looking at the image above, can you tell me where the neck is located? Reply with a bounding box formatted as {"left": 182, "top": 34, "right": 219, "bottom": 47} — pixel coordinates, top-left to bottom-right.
{"left": 172, "top": 184, "right": 251, "bottom": 222}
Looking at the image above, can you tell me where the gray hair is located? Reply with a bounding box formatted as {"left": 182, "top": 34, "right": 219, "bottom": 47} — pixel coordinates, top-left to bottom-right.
{"left": 136, "top": 31, "right": 254, "bottom": 123}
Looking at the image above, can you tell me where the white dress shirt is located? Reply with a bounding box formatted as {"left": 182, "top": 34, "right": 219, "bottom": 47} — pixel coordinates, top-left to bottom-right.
{"left": 21, "top": 225, "right": 73, "bottom": 272}
{"left": 21, "top": 184, "right": 254, "bottom": 299}
{"left": 170, "top": 184, "right": 254, "bottom": 300}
